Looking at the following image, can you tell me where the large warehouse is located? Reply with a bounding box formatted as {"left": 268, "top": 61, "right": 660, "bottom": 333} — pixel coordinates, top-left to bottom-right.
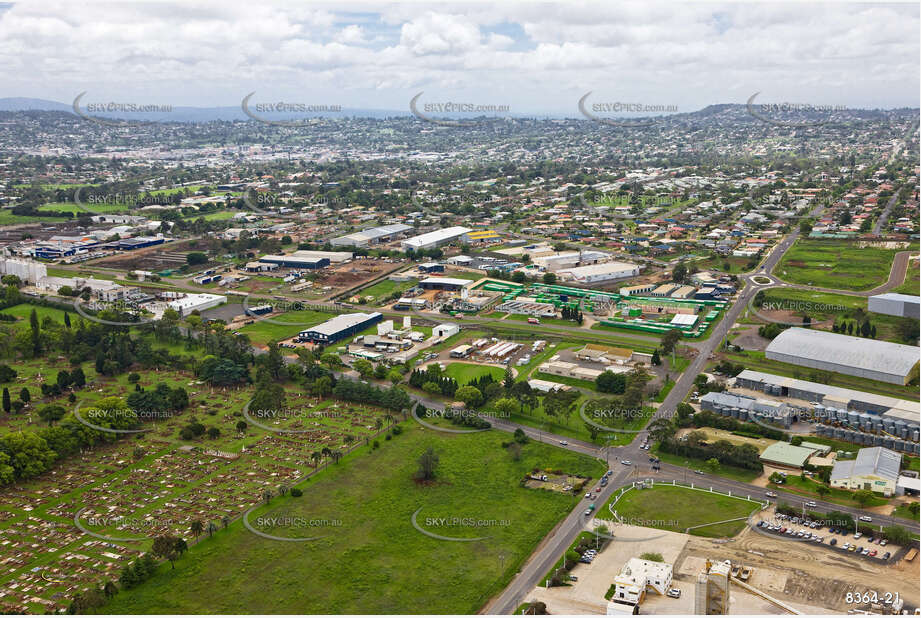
{"left": 556, "top": 261, "right": 640, "bottom": 283}
{"left": 868, "top": 293, "right": 921, "bottom": 319}
{"left": 418, "top": 277, "right": 474, "bottom": 292}
{"left": 764, "top": 328, "right": 919, "bottom": 385}
{"left": 259, "top": 250, "right": 353, "bottom": 269}
{"left": 329, "top": 224, "right": 413, "bottom": 248}
{"left": 400, "top": 226, "right": 471, "bottom": 252}
{"left": 830, "top": 446, "right": 901, "bottom": 497}
{"left": 297, "top": 312, "right": 382, "bottom": 344}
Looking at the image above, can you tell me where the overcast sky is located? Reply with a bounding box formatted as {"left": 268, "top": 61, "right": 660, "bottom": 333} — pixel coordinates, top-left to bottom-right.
{"left": 0, "top": 1, "right": 918, "bottom": 115}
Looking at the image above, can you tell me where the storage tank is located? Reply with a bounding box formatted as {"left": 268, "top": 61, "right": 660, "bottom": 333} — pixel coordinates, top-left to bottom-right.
{"left": 883, "top": 437, "right": 894, "bottom": 449}
{"left": 912, "top": 429, "right": 920, "bottom": 442}
{"left": 738, "top": 410, "right": 749, "bottom": 422}
{"left": 847, "top": 410, "right": 859, "bottom": 425}
{"left": 871, "top": 416, "right": 884, "bottom": 430}
{"left": 814, "top": 404, "right": 826, "bottom": 418}
{"left": 872, "top": 434, "right": 884, "bottom": 446}
{"left": 836, "top": 409, "right": 848, "bottom": 421}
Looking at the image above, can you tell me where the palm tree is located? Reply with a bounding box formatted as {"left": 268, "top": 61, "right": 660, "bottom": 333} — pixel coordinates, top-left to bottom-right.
{"left": 207, "top": 521, "right": 218, "bottom": 538}
{"left": 103, "top": 581, "right": 118, "bottom": 598}
{"left": 310, "top": 451, "right": 321, "bottom": 469}
{"left": 190, "top": 520, "right": 204, "bottom": 539}
{"left": 375, "top": 418, "right": 384, "bottom": 432}
{"left": 221, "top": 516, "right": 230, "bottom": 530}
{"left": 385, "top": 413, "right": 395, "bottom": 427}
{"left": 263, "top": 489, "right": 274, "bottom": 504}
{"left": 331, "top": 450, "right": 343, "bottom": 465}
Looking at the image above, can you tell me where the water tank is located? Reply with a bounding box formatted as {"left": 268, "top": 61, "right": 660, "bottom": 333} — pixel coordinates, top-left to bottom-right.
{"left": 871, "top": 416, "right": 884, "bottom": 430}
{"left": 834, "top": 427, "right": 845, "bottom": 439}
{"left": 872, "top": 434, "right": 884, "bottom": 446}
{"left": 836, "top": 409, "right": 848, "bottom": 421}
{"left": 883, "top": 437, "right": 894, "bottom": 449}
{"left": 847, "top": 410, "right": 859, "bottom": 425}
{"left": 912, "top": 429, "right": 920, "bottom": 442}
{"left": 914, "top": 443, "right": 920, "bottom": 455}
{"left": 814, "top": 404, "right": 826, "bottom": 418}
{"left": 739, "top": 410, "right": 749, "bottom": 422}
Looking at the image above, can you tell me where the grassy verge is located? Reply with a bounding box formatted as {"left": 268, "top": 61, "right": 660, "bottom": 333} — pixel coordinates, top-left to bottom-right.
{"left": 650, "top": 445, "right": 761, "bottom": 483}
{"left": 101, "top": 424, "right": 603, "bottom": 614}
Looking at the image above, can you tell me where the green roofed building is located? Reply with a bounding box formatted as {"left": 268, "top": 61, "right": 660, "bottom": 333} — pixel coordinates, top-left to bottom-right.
{"left": 759, "top": 441, "right": 825, "bottom": 469}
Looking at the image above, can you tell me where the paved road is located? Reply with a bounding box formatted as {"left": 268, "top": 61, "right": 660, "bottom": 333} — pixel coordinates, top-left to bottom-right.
{"left": 873, "top": 186, "right": 901, "bottom": 235}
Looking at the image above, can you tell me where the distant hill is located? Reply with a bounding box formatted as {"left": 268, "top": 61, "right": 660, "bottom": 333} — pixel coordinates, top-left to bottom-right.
{"left": 0, "top": 97, "right": 408, "bottom": 122}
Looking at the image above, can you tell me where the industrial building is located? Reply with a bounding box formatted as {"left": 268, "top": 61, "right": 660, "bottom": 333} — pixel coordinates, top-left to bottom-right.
{"left": 620, "top": 283, "right": 655, "bottom": 296}
{"left": 607, "top": 557, "right": 673, "bottom": 613}
{"left": 694, "top": 559, "right": 731, "bottom": 615}
{"left": 417, "top": 262, "right": 445, "bottom": 274}
{"left": 534, "top": 250, "right": 609, "bottom": 272}
{"left": 758, "top": 441, "right": 827, "bottom": 469}
{"left": 556, "top": 261, "right": 640, "bottom": 283}
{"left": 432, "top": 323, "right": 459, "bottom": 339}
{"left": 329, "top": 224, "right": 413, "bottom": 248}
{"left": 830, "top": 446, "right": 901, "bottom": 496}
{"left": 297, "top": 312, "right": 383, "bottom": 344}
{"left": 733, "top": 370, "right": 919, "bottom": 433}
{"left": 260, "top": 254, "right": 330, "bottom": 269}
{"left": 400, "top": 226, "right": 472, "bottom": 252}
{"left": 764, "top": 327, "right": 920, "bottom": 385}
{"left": 0, "top": 258, "right": 47, "bottom": 285}
{"left": 166, "top": 293, "right": 227, "bottom": 316}
{"left": 539, "top": 360, "right": 602, "bottom": 381}
{"left": 868, "top": 293, "right": 921, "bottom": 319}
{"left": 418, "top": 277, "right": 474, "bottom": 292}
{"left": 461, "top": 229, "right": 501, "bottom": 244}
{"left": 699, "top": 391, "right": 794, "bottom": 428}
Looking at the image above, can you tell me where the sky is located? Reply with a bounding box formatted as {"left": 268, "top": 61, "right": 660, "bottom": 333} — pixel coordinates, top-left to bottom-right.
{"left": 0, "top": 1, "right": 918, "bottom": 116}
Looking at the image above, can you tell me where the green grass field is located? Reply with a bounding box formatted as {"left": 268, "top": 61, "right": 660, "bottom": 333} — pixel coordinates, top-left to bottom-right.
{"left": 650, "top": 445, "right": 761, "bottom": 483}
{"left": 238, "top": 310, "right": 335, "bottom": 345}
{"left": 443, "top": 362, "right": 507, "bottom": 385}
{"left": 602, "top": 484, "right": 760, "bottom": 538}
{"left": 101, "top": 424, "right": 603, "bottom": 614}
{"left": 358, "top": 277, "right": 418, "bottom": 301}
{"left": 893, "top": 259, "right": 920, "bottom": 295}
{"left": 753, "top": 288, "right": 918, "bottom": 344}
{"left": 776, "top": 239, "right": 910, "bottom": 291}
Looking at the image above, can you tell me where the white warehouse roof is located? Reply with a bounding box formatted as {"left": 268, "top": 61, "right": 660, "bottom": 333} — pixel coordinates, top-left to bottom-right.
{"left": 830, "top": 447, "right": 900, "bottom": 482}
{"left": 765, "top": 328, "right": 919, "bottom": 382}
{"left": 401, "top": 226, "right": 471, "bottom": 250}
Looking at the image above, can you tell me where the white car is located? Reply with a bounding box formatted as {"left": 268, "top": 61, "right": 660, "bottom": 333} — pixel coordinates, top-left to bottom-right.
{"left": 858, "top": 515, "right": 872, "bottom": 522}
{"left": 621, "top": 460, "right": 632, "bottom": 466}
{"left": 666, "top": 589, "right": 681, "bottom": 599}
{"left": 805, "top": 501, "right": 817, "bottom": 507}
{"left": 559, "top": 440, "right": 568, "bottom": 446}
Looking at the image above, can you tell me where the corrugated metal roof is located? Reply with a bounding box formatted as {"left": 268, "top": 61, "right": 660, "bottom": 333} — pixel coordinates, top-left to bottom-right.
{"left": 765, "top": 328, "right": 919, "bottom": 377}
{"left": 831, "top": 447, "right": 900, "bottom": 482}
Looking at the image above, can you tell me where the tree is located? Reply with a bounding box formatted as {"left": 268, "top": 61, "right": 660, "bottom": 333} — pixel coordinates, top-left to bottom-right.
{"left": 542, "top": 272, "right": 557, "bottom": 285}
{"left": 186, "top": 252, "right": 208, "bottom": 266}
{"left": 353, "top": 359, "right": 374, "bottom": 379}
{"left": 415, "top": 447, "right": 439, "bottom": 481}
{"left": 151, "top": 535, "right": 181, "bottom": 568}
{"left": 647, "top": 417, "right": 675, "bottom": 443}
{"left": 705, "top": 457, "right": 720, "bottom": 473}
{"left": 190, "top": 520, "right": 204, "bottom": 538}
{"left": 454, "top": 385, "right": 483, "bottom": 408}
{"left": 651, "top": 349, "right": 661, "bottom": 366}
{"left": 38, "top": 404, "right": 66, "bottom": 426}
{"left": 30, "top": 308, "right": 41, "bottom": 355}
{"left": 853, "top": 489, "right": 875, "bottom": 507}
{"left": 595, "top": 371, "right": 626, "bottom": 394}
{"left": 493, "top": 397, "right": 518, "bottom": 418}
{"left": 19, "top": 388, "right": 29, "bottom": 403}
{"left": 1, "top": 388, "right": 9, "bottom": 414}
{"left": 672, "top": 263, "right": 687, "bottom": 283}
{"left": 816, "top": 484, "right": 830, "bottom": 498}
{"left": 660, "top": 329, "right": 681, "bottom": 355}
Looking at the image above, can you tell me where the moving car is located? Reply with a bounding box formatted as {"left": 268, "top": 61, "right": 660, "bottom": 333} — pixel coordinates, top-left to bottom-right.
{"left": 765, "top": 491, "right": 777, "bottom": 498}
{"left": 559, "top": 440, "right": 568, "bottom": 446}
{"left": 805, "top": 501, "right": 817, "bottom": 507}
{"left": 859, "top": 515, "right": 872, "bottom": 522}
{"left": 621, "top": 460, "right": 632, "bottom": 466}
{"left": 694, "top": 470, "right": 704, "bottom": 475}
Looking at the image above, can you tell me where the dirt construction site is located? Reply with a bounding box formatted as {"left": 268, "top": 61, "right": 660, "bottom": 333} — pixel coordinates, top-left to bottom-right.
{"left": 524, "top": 521, "right": 918, "bottom": 615}
{"left": 87, "top": 238, "right": 213, "bottom": 271}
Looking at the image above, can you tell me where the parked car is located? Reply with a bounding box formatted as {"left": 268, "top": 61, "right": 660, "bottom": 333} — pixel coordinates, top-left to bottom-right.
{"left": 880, "top": 539, "right": 887, "bottom": 546}
{"left": 666, "top": 589, "right": 681, "bottom": 599}
{"left": 869, "top": 550, "right": 877, "bottom": 557}
{"left": 861, "top": 548, "right": 870, "bottom": 555}
{"left": 883, "top": 551, "right": 891, "bottom": 560}
{"left": 829, "top": 538, "right": 837, "bottom": 546}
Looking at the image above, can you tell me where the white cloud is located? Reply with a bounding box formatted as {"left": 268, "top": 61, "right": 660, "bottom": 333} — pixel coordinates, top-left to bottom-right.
{"left": 0, "top": 1, "right": 915, "bottom": 112}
